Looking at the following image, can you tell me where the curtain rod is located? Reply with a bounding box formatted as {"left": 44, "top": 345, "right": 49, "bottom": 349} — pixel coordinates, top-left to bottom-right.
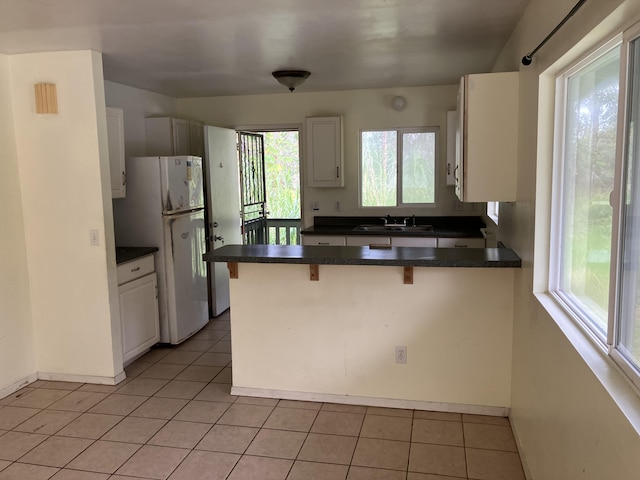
{"left": 522, "top": 0, "right": 588, "bottom": 65}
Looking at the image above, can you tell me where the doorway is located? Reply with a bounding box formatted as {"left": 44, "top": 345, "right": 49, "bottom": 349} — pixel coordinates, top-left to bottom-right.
{"left": 237, "top": 128, "right": 302, "bottom": 245}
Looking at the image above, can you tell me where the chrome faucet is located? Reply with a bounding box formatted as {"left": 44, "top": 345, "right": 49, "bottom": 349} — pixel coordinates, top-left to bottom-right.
{"left": 403, "top": 215, "right": 417, "bottom": 227}
{"left": 381, "top": 215, "right": 407, "bottom": 227}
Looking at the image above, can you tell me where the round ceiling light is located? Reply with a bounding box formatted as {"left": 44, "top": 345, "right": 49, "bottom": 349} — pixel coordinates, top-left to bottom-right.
{"left": 272, "top": 70, "right": 311, "bottom": 92}
{"left": 391, "top": 96, "right": 407, "bottom": 111}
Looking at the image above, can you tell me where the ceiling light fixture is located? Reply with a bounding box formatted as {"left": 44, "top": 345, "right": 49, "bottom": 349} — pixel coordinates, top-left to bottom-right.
{"left": 391, "top": 96, "right": 407, "bottom": 111}
{"left": 272, "top": 70, "right": 311, "bottom": 92}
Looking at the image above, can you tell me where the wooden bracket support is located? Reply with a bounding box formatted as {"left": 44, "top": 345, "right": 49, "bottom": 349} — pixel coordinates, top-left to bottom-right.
{"left": 403, "top": 266, "right": 413, "bottom": 284}
{"left": 228, "top": 262, "right": 238, "bottom": 279}
{"left": 310, "top": 264, "right": 319, "bottom": 281}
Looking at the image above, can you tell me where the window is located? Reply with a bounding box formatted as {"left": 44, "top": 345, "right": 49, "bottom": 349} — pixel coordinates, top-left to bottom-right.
{"left": 553, "top": 42, "right": 620, "bottom": 338}
{"left": 487, "top": 201, "right": 500, "bottom": 225}
{"left": 360, "top": 128, "right": 437, "bottom": 207}
{"left": 616, "top": 34, "right": 640, "bottom": 377}
{"left": 551, "top": 30, "right": 640, "bottom": 388}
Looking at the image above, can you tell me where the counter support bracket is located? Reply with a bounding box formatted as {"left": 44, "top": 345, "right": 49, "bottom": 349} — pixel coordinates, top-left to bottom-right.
{"left": 404, "top": 266, "right": 413, "bottom": 284}
{"left": 310, "top": 264, "right": 319, "bottom": 281}
{"left": 228, "top": 262, "right": 238, "bottom": 279}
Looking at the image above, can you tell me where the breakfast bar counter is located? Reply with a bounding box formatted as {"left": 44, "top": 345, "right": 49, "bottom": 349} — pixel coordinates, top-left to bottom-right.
{"left": 203, "top": 244, "right": 521, "bottom": 268}
{"left": 203, "top": 244, "right": 520, "bottom": 416}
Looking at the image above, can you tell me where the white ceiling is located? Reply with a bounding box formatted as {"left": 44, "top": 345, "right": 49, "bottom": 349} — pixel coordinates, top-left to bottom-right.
{"left": 0, "top": 0, "right": 529, "bottom": 98}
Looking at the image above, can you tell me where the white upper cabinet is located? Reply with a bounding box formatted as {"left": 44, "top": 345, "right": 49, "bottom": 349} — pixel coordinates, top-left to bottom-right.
{"left": 305, "top": 116, "right": 344, "bottom": 187}
{"left": 445, "top": 110, "right": 457, "bottom": 187}
{"left": 145, "top": 117, "right": 191, "bottom": 156}
{"left": 106, "top": 106, "right": 126, "bottom": 198}
{"left": 189, "top": 120, "right": 205, "bottom": 158}
{"left": 455, "top": 72, "right": 519, "bottom": 202}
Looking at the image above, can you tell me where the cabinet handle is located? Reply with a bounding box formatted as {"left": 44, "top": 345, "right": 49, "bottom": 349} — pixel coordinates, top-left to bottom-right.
{"left": 318, "top": 242, "right": 330, "bottom": 245}
{"left": 336, "top": 166, "right": 339, "bottom": 178}
{"left": 131, "top": 267, "right": 141, "bottom": 272}
{"left": 454, "top": 244, "right": 468, "bottom": 248}
{"left": 454, "top": 165, "right": 459, "bottom": 182}
{"left": 122, "top": 171, "right": 126, "bottom": 186}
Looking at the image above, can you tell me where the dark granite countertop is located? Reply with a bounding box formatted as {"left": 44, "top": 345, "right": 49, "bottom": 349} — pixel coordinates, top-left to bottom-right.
{"left": 204, "top": 244, "right": 521, "bottom": 268}
{"left": 116, "top": 247, "right": 158, "bottom": 265}
{"left": 301, "top": 216, "right": 485, "bottom": 238}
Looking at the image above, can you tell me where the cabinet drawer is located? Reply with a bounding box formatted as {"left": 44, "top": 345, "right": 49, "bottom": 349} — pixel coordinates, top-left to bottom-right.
{"left": 117, "top": 254, "right": 155, "bottom": 285}
{"left": 391, "top": 237, "right": 437, "bottom": 248}
{"left": 346, "top": 236, "right": 391, "bottom": 247}
{"left": 437, "top": 237, "right": 485, "bottom": 248}
{"left": 302, "top": 235, "right": 346, "bottom": 246}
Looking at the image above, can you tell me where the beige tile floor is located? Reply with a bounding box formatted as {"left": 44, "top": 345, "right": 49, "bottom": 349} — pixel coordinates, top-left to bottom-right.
{"left": 0, "top": 312, "right": 525, "bottom": 479}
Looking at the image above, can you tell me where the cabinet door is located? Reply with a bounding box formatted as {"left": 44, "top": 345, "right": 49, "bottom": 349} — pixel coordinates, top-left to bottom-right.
{"left": 302, "top": 235, "right": 346, "bottom": 246}
{"left": 455, "top": 78, "right": 465, "bottom": 200}
{"left": 446, "top": 110, "right": 457, "bottom": 187}
{"left": 172, "top": 118, "right": 191, "bottom": 155}
{"left": 346, "top": 236, "right": 391, "bottom": 247}
{"left": 146, "top": 117, "right": 193, "bottom": 156}
{"left": 437, "top": 237, "right": 486, "bottom": 248}
{"left": 119, "top": 273, "right": 160, "bottom": 363}
{"left": 305, "top": 116, "right": 344, "bottom": 187}
{"left": 457, "top": 72, "right": 518, "bottom": 202}
{"left": 146, "top": 117, "right": 174, "bottom": 155}
{"left": 189, "top": 121, "right": 205, "bottom": 157}
{"left": 106, "top": 107, "right": 126, "bottom": 198}
{"left": 391, "top": 237, "right": 437, "bottom": 248}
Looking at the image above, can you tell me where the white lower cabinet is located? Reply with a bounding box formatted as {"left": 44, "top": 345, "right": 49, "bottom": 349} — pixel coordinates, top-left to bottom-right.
{"left": 302, "top": 235, "right": 346, "bottom": 246}
{"left": 392, "top": 237, "right": 437, "bottom": 248}
{"left": 303, "top": 235, "right": 483, "bottom": 248}
{"left": 117, "top": 255, "right": 160, "bottom": 364}
{"left": 437, "top": 237, "right": 486, "bottom": 248}
{"left": 346, "top": 236, "right": 391, "bottom": 247}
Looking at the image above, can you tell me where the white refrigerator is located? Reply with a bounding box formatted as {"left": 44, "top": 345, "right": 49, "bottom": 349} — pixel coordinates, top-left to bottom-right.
{"left": 113, "top": 156, "right": 208, "bottom": 344}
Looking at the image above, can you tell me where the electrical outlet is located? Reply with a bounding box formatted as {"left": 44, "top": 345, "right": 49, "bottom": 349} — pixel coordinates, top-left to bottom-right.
{"left": 310, "top": 201, "right": 320, "bottom": 211}
{"left": 89, "top": 229, "right": 100, "bottom": 246}
{"left": 395, "top": 346, "right": 407, "bottom": 364}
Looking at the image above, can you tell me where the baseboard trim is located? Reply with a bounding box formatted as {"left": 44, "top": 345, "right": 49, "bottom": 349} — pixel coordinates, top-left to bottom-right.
{"left": 230, "top": 386, "right": 510, "bottom": 417}
{"left": 37, "top": 371, "right": 127, "bottom": 386}
{"left": 0, "top": 373, "right": 39, "bottom": 400}
{"left": 510, "top": 416, "right": 533, "bottom": 479}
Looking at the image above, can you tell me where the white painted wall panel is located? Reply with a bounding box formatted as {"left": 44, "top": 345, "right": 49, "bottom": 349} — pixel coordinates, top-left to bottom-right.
{"left": 10, "top": 51, "right": 121, "bottom": 380}
{"left": 0, "top": 53, "right": 36, "bottom": 395}
{"left": 229, "top": 263, "right": 514, "bottom": 407}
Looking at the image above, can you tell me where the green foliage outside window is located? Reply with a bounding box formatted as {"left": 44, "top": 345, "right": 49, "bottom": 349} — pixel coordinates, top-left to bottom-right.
{"left": 260, "top": 131, "right": 301, "bottom": 219}
{"left": 361, "top": 129, "right": 436, "bottom": 207}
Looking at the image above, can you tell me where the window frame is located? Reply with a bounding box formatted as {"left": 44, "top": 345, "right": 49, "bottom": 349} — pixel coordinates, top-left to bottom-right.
{"left": 358, "top": 126, "right": 439, "bottom": 209}
{"left": 550, "top": 36, "right": 622, "bottom": 345}
{"left": 487, "top": 201, "right": 499, "bottom": 225}
{"left": 549, "top": 27, "right": 640, "bottom": 392}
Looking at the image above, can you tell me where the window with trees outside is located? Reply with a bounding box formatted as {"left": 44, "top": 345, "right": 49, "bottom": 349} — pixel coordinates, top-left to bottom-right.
{"left": 360, "top": 128, "right": 437, "bottom": 207}
{"left": 551, "top": 28, "right": 640, "bottom": 389}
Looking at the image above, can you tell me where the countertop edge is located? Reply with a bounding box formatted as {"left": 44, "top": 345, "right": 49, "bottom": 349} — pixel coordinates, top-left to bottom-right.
{"left": 116, "top": 246, "right": 159, "bottom": 265}
{"left": 300, "top": 227, "right": 484, "bottom": 238}
{"left": 203, "top": 245, "right": 521, "bottom": 269}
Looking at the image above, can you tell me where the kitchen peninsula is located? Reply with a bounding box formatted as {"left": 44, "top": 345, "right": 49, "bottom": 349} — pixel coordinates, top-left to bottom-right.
{"left": 204, "top": 243, "right": 521, "bottom": 415}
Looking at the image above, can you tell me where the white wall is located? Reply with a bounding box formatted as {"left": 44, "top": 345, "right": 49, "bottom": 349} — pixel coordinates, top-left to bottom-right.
{"left": 231, "top": 263, "right": 514, "bottom": 411}
{"left": 104, "top": 81, "right": 177, "bottom": 158}
{"left": 494, "top": 0, "right": 640, "bottom": 478}
{"left": 178, "top": 86, "right": 482, "bottom": 227}
{"left": 10, "top": 51, "right": 122, "bottom": 381}
{"left": 0, "top": 54, "right": 37, "bottom": 395}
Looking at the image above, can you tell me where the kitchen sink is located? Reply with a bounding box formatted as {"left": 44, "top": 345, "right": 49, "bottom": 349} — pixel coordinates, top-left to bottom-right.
{"left": 352, "top": 224, "right": 434, "bottom": 232}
